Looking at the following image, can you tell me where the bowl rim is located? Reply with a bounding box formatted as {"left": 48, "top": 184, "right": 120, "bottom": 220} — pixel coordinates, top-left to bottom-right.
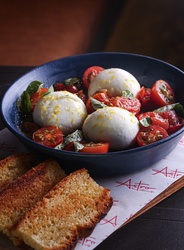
{"left": 1, "top": 52, "right": 184, "bottom": 158}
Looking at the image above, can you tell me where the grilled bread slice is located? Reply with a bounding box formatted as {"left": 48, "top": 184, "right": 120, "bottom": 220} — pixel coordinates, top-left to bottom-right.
{"left": 14, "top": 168, "right": 113, "bottom": 250}
{"left": 0, "top": 153, "right": 39, "bottom": 191}
{"left": 0, "top": 158, "right": 66, "bottom": 245}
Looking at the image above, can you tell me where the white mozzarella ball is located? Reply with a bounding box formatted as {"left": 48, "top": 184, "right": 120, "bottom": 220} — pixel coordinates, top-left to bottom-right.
{"left": 88, "top": 68, "right": 140, "bottom": 97}
{"left": 82, "top": 107, "right": 139, "bottom": 150}
{"left": 33, "top": 91, "right": 87, "bottom": 135}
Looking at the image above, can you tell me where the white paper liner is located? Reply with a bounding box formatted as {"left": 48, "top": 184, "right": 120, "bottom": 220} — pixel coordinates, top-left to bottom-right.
{"left": 0, "top": 128, "right": 184, "bottom": 250}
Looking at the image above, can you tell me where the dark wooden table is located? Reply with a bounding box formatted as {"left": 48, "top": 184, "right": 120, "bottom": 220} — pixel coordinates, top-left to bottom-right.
{"left": 0, "top": 66, "right": 184, "bottom": 250}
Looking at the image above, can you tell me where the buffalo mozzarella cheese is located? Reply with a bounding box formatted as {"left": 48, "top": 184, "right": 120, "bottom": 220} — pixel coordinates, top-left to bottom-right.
{"left": 88, "top": 68, "right": 140, "bottom": 97}
{"left": 33, "top": 91, "right": 87, "bottom": 135}
{"left": 82, "top": 107, "right": 139, "bottom": 150}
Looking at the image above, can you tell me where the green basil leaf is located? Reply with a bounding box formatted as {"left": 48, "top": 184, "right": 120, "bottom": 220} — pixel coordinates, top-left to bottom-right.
{"left": 90, "top": 97, "right": 107, "bottom": 110}
{"left": 122, "top": 90, "right": 134, "bottom": 99}
{"left": 42, "top": 85, "right": 54, "bottom": 97}
{"left": 26, "top": 80, "right": 43, "bottom": 95}
{"left": 64, "top": 130, "right": 83, "bottom": 145}
{"left": 139, "top": 117, "right": 152, "bottom": 127}
{"left": 73, "top": 141, "right": 84, "bottom": 152}
{"left": 64, "top": 77, "right": 80, "bottom": 86}
{"left": 54, "top": 142, "right": 65, "bottom": 150}
{"left": 154, "top": 103, "right": 179, "bottom": 112}
{"left": 174, "top": 103, "right": 184, "bottom": 118}
{"left": 17, "top": 91, "right": 31, "bottom": 114}
{"left": 155, "top": 103, "right": 184, "bottom": 118}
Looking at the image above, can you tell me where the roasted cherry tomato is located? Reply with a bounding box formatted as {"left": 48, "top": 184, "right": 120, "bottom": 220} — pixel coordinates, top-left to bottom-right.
{"left": 54, "top": 82, "right": 66, "bottom": 91}
{"left": 63, "top": 141, "right": 75, "bottom": 151}
{"left": 86, "top": 90, "right": 141, "bottom": 115}
{"left": 151, "top": 80, "right": 175, "bottom": 107}
{"left": 54, "top": 82, "right": 78, "bottom": 93}
{"left": 79, "top": 142, "right": 109, "bottom": 153}
{"left": 76, "top": 90, "right": 88, "bottom": 104}
{"left": 66, "top": 85, "right": 78, "bottom": 93}
{"left": 137, "top": 86, "right": 152, "bottom": 106}
{"left": 158, "top": 110, "right": 184, "bottom": 134}
{"left": 30, "top": 87, "right": 48, "bottom": 111}
{"left": 82, "top": 66, "right": 104, "bottom": 89}
{"left": 110, "top": 96, "right": 141, "bottom": 115}
{"left": 137, "top": 111, "right": 169, "bottom": 130}
{"left": 136, "top": 125, "right": 168, "bottom": 146}
{"left": 33, "top": 126, "right": 63, "bottom": 148}
{"left": 86, "top": 91, "right": 110, "bottom": 113}
{"left": 21, "top": 121, "right": 40, "bottom": 138}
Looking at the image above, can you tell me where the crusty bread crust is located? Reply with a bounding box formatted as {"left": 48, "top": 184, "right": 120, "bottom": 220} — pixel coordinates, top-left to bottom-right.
{"left": 0, "top": 158, "right": 66, "bottom": 245}
{"left": 0, "top": 153, "right": 39, "bottom": 191}
{"left": 14, "top": 168, "right": 113, "bottom": 250}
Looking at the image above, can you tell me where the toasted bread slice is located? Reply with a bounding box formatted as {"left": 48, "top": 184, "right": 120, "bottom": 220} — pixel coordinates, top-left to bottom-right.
{"left": 14, "top": 168, "right": 113, "bottom": 250}
{"left": 0, "top": 153, "right": 39, "bottom": 191}
{"left": 0, "top": 158, "right": 66, "bottom": 245}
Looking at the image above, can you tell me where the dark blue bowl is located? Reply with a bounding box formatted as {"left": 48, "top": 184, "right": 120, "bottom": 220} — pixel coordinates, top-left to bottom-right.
{"left": 1, "top": 52, "right": 184, "bottom": 176}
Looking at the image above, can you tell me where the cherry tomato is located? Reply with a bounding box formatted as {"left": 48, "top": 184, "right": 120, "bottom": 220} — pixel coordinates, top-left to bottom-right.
{"left": 86, "top": 99, "right": 95, "bottom": 114}
{"left": 54, "top": 82, "right": 78, "bottom": 93}
{"left": 86, "top": 90, "right": 141, "bottom": 115}
{"left": 79, "top": 142, "right": 109, "bottom": 153}
{"left": 82, "top": 66, "right": 104, "bottom": 89}
{"left": 137, "top": 112, "right": 169, "bottom": 130}
{"left": 21, "top": 122, "right": 40, "bottom": 138}
{"left": 136, "top": 125, "right": 168, "bottom": 146}
{"left": 32, "top": 126, "right": 63, "bottom": 148}
{"left": 110, "top": 96, "right": 141, "bottom": 115}
{"left": 151, "top": 80, "right": 175, "bottom": 107}
{"left": 158, "top": 110, "right": 184, "bottom": 134}
{"left": 76, "top": 90, "right": 88, "bottom": 104}
{"left": 137, "top": 86, "right": 152, "bottom": 106}
{"left": 66, "top": 85, "right": 78, "bottom": 93}
{"left": 86, "top": 91, "right": 110, "bottom": 114}
{"left": 30, "top": 87, "right": 48, "bottom": 111}
{"left": 54, "top": 83, "right": 66, "bottom": 91}
{"left": 64, "top": 142, "right": 75, "bottom": 151}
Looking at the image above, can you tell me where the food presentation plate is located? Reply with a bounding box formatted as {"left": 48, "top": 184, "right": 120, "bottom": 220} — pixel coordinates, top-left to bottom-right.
{"left": 1, "top": 52, "right": 184, "bottom": 176}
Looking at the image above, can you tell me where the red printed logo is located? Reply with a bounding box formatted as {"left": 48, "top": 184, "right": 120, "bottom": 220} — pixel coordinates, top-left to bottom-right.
{"left": 79, "top": 236, "right": 96, "bottom": 247}
{"left": 179, "top": 137, "right": 184, "bottom": 146}
{"left": 100, "top": 215, "right": 118, "bottom": 227}
{"left": 152, "top": 166, "right": 184, "bottom": 178}
{"left": 115, "top": 179, "right": 156, "bottom": 193}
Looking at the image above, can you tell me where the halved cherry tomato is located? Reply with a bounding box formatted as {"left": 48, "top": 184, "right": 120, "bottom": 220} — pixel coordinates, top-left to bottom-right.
{"left": 82, "top": 66, "right": 104, "bottom": 89}
{"left": 158, "top": 110, "right": 184, "bottom": 134}
{"left": 137, "top": 86, "right": 152, "bottom": 106}
{"left": 151, "top": 80, "right": 175, "bottom": 107}
{"left": 32, "top": 126, "right": 63, "bottom": 148}
{"left": 110, "top": 96, "right": 141, "bottom": 115}
{"left": 76, "top": 90, "right": 88, "bottom": 104}
{"left": 79, "top": 142, "right": 109, "bottom": 154}
{"left": 30, "top": 87, "right": 48, "bottom": 111}
{"left": 137, "top": 112, "right": 169, "bottom": 130}
{"left": 136, "top": 125, "right": 168, "bottom": 146}
{"left": 86, "top": 91, "right": 110, "bottom": 113}
{"left": 86, "top": 90, "right": 141, "bottom": 115}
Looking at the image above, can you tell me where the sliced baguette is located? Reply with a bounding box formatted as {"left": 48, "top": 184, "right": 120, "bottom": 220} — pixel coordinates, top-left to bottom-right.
{"left": 0, "top": 153, "right": 39, "bottom": 191}
{"left": 0, "top": 158, "right": 66, "bottom": 245}
{"left": 14, "top": 168, "right": 113, "bottom": 250}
